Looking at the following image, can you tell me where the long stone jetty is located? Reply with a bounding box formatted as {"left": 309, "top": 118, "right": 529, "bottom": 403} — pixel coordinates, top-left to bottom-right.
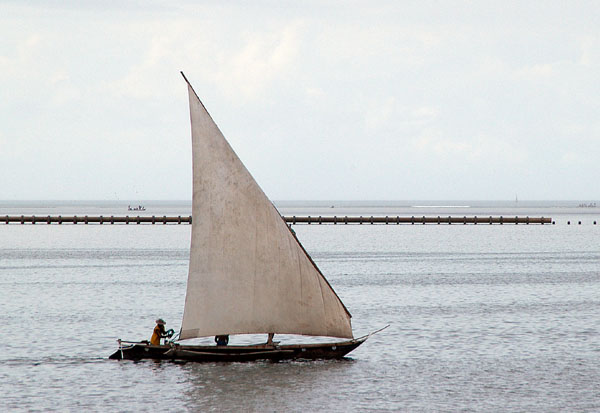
{"left": 1, "top": 215, "right": 552, "bottom": 225}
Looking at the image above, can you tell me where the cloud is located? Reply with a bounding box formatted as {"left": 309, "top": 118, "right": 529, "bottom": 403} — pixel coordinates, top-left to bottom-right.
{"left": 411, "top": 131, "right": 528, "bottom": 164}
{"left": 0, "top": 34, "right": 42, "bottom": 79}
{"left": 213, "top": 22, "right": 302, "bottom": 100}
{"left": 305, "top": 87, "right": 325, "bottom": 99}
{"left": 363, "top": 97, "right": 399, "bottom": 130}
{"left": 103, "top": 18, "right": 303, "bottom": 103}
{"left": 578, "top": 35, "right": 600, "bottom": 67}
{"left": 560, "top": 151, "right": 582, "bottom": 165}
{"left": 516, "top": 63, "right": 555, "bottom": 78}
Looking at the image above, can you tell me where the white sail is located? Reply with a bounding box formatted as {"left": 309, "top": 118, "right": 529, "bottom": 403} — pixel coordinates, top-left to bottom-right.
{"left": 180, "top": 77, "right": 353, "bottom": 340}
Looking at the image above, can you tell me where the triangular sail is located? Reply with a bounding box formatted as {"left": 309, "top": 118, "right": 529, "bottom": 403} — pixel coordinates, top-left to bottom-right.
{"left": 180, "top": 74, "right": 353, "bottom": 340}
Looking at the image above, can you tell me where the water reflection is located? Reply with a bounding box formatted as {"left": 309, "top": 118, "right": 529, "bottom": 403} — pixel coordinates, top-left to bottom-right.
{"left": 179, "top": 359, "right": 356, "bottom": 411}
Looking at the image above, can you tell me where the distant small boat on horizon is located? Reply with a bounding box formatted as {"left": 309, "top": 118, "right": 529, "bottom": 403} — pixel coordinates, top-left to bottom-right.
{"left": 128, "top": 205, "right": 146, "bottom": 211}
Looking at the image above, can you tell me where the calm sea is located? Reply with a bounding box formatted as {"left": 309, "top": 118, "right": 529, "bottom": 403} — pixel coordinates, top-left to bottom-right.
{"left": 1, "top": 201, "right": 598, "bottom": 412}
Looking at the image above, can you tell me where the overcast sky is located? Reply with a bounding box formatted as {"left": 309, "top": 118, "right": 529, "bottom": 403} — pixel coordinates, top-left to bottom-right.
{"left": 1, "top": 1, "right": 599, "bottom": 200}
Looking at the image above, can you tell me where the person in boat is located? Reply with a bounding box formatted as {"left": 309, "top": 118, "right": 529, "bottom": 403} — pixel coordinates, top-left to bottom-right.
{"left": 215, "top": 335, "right": 229, "bottom": 346}
{"left": 266, "top": 333, "right": 280, "bottom": 346}
{"left": 151, "top": 318, "right": 167, "bottom": 345}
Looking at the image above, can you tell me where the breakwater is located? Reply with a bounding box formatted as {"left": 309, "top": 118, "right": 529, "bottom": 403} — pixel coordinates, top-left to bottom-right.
{"left": 1, "top": 215, "right": 553, "bottom": 225}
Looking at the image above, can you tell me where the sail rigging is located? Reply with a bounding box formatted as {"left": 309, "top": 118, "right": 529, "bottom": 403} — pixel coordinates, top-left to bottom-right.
{"left": 179, "top": 74, "right": 353, "bottom": 340}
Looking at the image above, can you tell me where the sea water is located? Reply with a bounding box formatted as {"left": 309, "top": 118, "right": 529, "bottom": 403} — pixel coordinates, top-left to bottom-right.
{"left": 0, "top": 201, "right": 599, "bottom": 412}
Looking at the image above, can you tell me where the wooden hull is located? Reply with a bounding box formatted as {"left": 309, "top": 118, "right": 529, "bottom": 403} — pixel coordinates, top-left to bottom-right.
{"left": 109, "top": 338, "right": 366, "bottom": 362}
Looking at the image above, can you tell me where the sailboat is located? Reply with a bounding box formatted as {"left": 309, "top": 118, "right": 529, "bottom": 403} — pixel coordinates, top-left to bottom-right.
{"left": 109, "top": 73, "right": 375, "bottom": 362}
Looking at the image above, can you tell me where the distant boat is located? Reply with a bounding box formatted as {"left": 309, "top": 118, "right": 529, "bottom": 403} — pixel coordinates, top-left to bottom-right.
{"left": 127, "top": 205, "right": 146, "bottom": 211}
{"left": 110, "top": 73, "right": 378, "bottom": 362}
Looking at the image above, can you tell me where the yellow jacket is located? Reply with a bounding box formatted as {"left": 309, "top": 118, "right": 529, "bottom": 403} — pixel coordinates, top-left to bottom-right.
{"left": 150, "top": 324, "right": 165, "bottom": 345}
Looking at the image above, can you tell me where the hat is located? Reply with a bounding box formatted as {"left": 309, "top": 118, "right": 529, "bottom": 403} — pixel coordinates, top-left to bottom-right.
{"left": 156, "top": 318, "right": 166, "bottom": 325}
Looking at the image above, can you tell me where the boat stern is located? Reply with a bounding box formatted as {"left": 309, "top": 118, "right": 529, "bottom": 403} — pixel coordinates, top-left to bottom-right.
{"left": 109, "top": 340, "right": 172, "bottom": 361}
